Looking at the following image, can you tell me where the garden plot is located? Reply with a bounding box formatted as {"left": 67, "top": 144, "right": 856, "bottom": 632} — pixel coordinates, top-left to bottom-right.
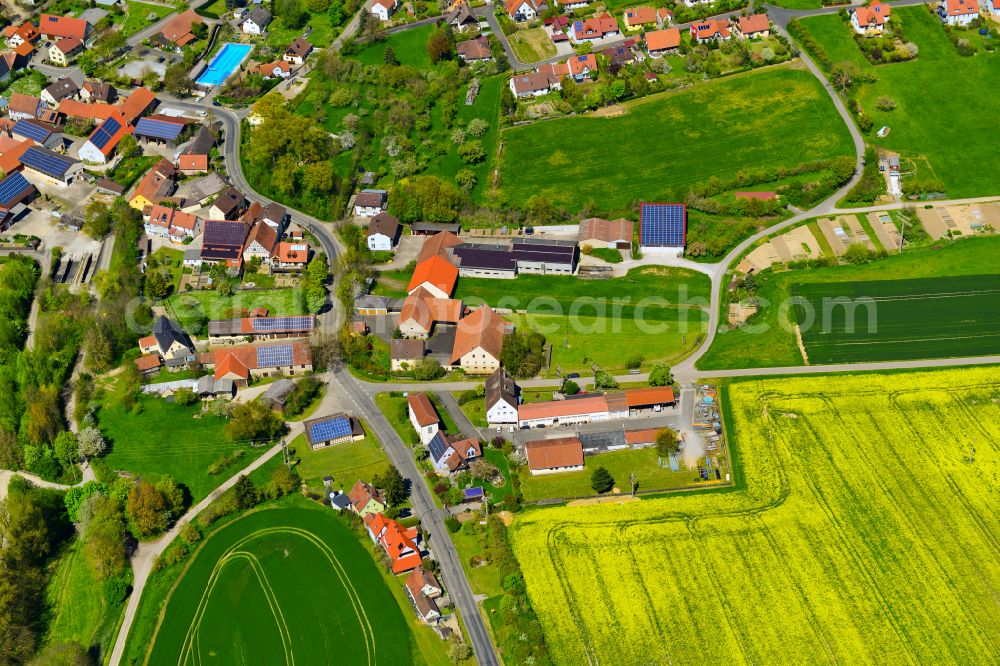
{"left": 740, "top": 224, "right": 824, "bottom": 272}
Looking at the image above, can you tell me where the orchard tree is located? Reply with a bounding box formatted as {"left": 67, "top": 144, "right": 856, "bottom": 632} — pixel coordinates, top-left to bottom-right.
{"left": 427, "top": 27, "right": 453, "bottom": 63}
{"left": 225, "top": 401, "right": 285, "bottom": 443}
{"left": 78, "top": 427, "right": 107, "bottom": 459}
{"left": 126, "top": 480, "right": 169, "bottom": 537}
{"left": 655, "top": 428, "right": 679, "bottom": 458}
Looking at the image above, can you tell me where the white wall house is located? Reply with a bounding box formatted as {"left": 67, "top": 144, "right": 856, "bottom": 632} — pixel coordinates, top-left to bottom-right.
{"left": 407, "top": 394, "right": 440, "bottom": 446}
{"left": 939, "top": 0, "right": 979, "bottom": 24}
{"left": 371, "top": 0, "right": 398, "bottom": 21}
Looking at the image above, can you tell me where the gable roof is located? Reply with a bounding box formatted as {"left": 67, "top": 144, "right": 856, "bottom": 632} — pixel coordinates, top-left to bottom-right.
{"left": 624, "top": 6, "right": 657, "bottom": 24}
{"left": 7, "top": 93, "right": 40, "bottom": 116}
{"left": 211, "top": 341, "right": 311, "bottom": 379}
{"left": 943, "top": 0, "right": 977, "bottom": 15}
{"left": 212, "top": 186, "right": 247, "bottom": 216}
{"left": 275, "top": 241, "right": 309, "bottom": 264}
{"left": 456, "top": 35, "right": 491, "bottom": 60}
{"left": 84, "top": 112, "right": 130, "bottom": 157}
{"left": 417, "top": 231, "right": 464, "bottom": 262}
{"left": 132, "top": 159, "right": 176, "bottom": 204}
{"left": 518, "top": 395, "right": 609, "bottom": 421}
{"left": 286, "top": 36, "right": 313, "bottom": 56}
{"left": 624, "top": 386, "right": 676, "bottom": 407}
{"left": 44, "top": 77, "right": 79, "bottom": 103}
{"left": 639, "top": 202, "right": 686, "bottom": 247}
{"left": 355, "top": 189, "right": 387, "bottom": 207}
{"left": 148, "top": 204, "right": 199, "bottom": 233}
{"left": 407, "top": 255, "right": 459, "bottom": 296}
{"left": 367, "top": 211, "right": 400, "bottom": 239}
{"left": 0, "top": 139, "right": 33, "bottom": 175}
{"left": 855, "top": 0, "right": 891, "bottom": 23}
{"left": 348, "top": 479, "right": 385, "bottom": 511}
{"left": 83, "top": 79, "right": 114, "bottom": 102}
{"left": 645, "top": 27, "right": 680, "bottom": 51}
{"left": 244, "top": 220, "right": 279, "bottom": 255}
{"left": 53, "top": 38, "right": 83, "bottom": 54}
{"left": 246, "top": 7, "right": 272, "bottom": 27}
{"left": 119, "top": 87, "right": 157, "bottom": 124}
{"left": 567, "top": 53, "right": 597, "bottom": 76}
{"left": 738, "top": 13, "right": 769, "bottom": 34}
{"left": 691, "top": 18, "right": 730, "bottom": 39}
{"left": 58, "top": 99, "right": 117, "bottom": 120}
{"left": 160, "top": 9, "right": 202, "bottom": 44}
{"left": 579, "top": 217, "right": 634, "bottom": 243}
{"left": 485, "top": 367, "right": 516, "bottom": 409}
{"left": 451, "top": 305, "right": 505, "bottom": 363}
{"left": 38, "top": 14, "right": 91, "bottom": 40}
{"left": 525, "top": 437, "right": 584, "bottom": 471}
{"left": 399, "top": 287, "right": 464, "bottom": 331}
{"left": 152, "top": 316, "right": 192, "bottom": 352}
{"left": 407, "top": 393, "right": 439, "bottom": 427}
{"left": 391, "top": 338, "right": 425, "bottom": 361}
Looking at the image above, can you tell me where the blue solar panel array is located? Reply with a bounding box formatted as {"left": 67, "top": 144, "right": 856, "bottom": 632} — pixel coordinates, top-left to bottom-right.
{"left": 20, "top": 147, "right": 75, "bottom": 179}
{"left": 308, "top": 416, "right": 352, "bottom": 443}
{"left": 13, "top": 120, "right": 51, "bottom": 143}
{"left": 134, "top": 117, "right": 184, "bottom": 141}
{"left": 251, "top": 316, "right": 313, "bottom": 332}
{"left": 255, "top": 344, "right": 293, "bottom": 368}
{"left": 429, "top": 432, "right": 449, "bottom": 462}
{"left": 463, "top": 487, "right": 484, "bottom": 500}
{"left": 640, "top": 203, "right": 686, "bottom": 247}
{"left": 0, "top": 172, "right": 32, "bottom": 207}
{"left": 89, "top": 116, "right": 122, "bottom": 151}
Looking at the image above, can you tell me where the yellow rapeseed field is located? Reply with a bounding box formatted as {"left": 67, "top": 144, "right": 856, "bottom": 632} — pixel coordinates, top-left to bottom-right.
{"left": 510, "top": 368, "right": 1000, "bottom": 665}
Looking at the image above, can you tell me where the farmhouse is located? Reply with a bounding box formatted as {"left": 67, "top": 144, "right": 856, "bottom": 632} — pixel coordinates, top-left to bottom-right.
{"left": 638, "top": 202, "right": 686, "bottom": 256}
{"left": 129, "top": 159, "right": 176, "bottom": 210}
{"left": 407, "top": 255, "right": 459, "bottom": 298}
{"left": 690, "top": 19, "right": 731, "bottom": 43}
{"left": 736, "top": 13, "right": 770, "bottom": 39}
{"left": 144, "top": 204, "right": 200, "bottom": 243}
{"left": 938, "top": 0, "right": 978, "bottom": 25}
{"left": 579, "top": 217, "right": 634, "bottom": 249}
{"left": 211, "top": 341, "right": 313, "bottom": 386}
{"left": 354, "top": 189, "right": 387, "bottom": 216}
{"left": 485, "top": 367, "right": 519, "bottom": 424}
{"left": 408, "top": 393, "right": 441, "bottom": 445}
{"left": 570, "top": 15, "right": 621, "bottom": 43}
{"left": 242, "top": 220, "right": 280, "bottom": 263}
{"left": 284, "top": 37, "right": 313, "bottom": 65}
{"left": 207, "top": 315, "right": 316, "bottom": 343}
{"left": 417, "top": 230, "right": 464, "bottom": 262}
{"left": 348, "top": 479, "right": 386, "bottom": 516}
{"left": 451, "top": 305, "right": 505, "bottom": 374}
{"left": 20, "top": 147, "right": 82, "bottom": 186}
{"left": 370, "top": 0, "right": 398, "bottom": 21}
{"left": 391, "top": 338, "right": 425, "bottom": 371}
{"left": 367, "top": 212, "right": 400, "bottom": 251}
{"left": 200, "top": 219, "right": 249, "bottom": 270}
{"left": 398, "top": 287, "right": 464, "bottom": 339}
{"left": 405, "top": 568, "right": 443, "bottom": 624}
{"left": 38, "top": 14, "right": 94, "bottom": 45}
{"left": 851, "top": 0, "right": 891, "bottom": 34}
{"left": 365, "top": 513, "right": 422, "bottom": 574}
{"left": 518, "top": 395, "right": 610, "bottom": 428}
{"left": 138, "top": 316, "right": 195, "bottom": 364}
{"left": 428, "top": 432, "right": 482, "bottom": 473}
{"left": 525, "top": 437, "right": 585, "bottom": 475}
{"left": 304, "top": 414, "right": 365, "bottom": 450}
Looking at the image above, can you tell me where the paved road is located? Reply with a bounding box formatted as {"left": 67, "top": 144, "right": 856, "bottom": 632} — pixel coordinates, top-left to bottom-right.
{"left": 107, "top": 439, "right": 289, "bottom": 666}
{"left": 332, "top": 369, "right": 500, "bottom": 666}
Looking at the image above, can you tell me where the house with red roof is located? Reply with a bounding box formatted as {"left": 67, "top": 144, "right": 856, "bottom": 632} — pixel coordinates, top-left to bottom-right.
{"left": 567, "top": 53, "right": 598, "bottom": 81}
{"left": 211, "top": 341, "right": 312, "bottom": 386}
{"left": 399, "top": 287, "right": 464, "bottom": 338}
{"left": 259, "top": 60, "right": 292, "bottom": 79}
{"left": 371, "top": 0, "right": 399, "bottom": 21}
{"left": 623, "top": 6, "right": 658, "bottom": 30}
{"left": 144, "top": 204, "right": 201, "bottom": 243}
{"left": 938, "top": 0, "right": 978, "bottom": 25}
{"left": 407, "top": 393, "right": 441, "bottom": 445}
{"left": 505, "top": 0, "right": 546, "bottom": 21}
{"left": 273, "top": 241, "right": 310, "bottom": 270}
{"left": 405, "top": 568, "right": 443, "bottom": 624}
{"left": 158, "top": 9, "right": 203, "bottom": 47}
{"left": 524, "top": 437, "right": 585, "bottom": 475}
{"left": 365, "top": 513, "right": 422, "bottom": 574}
{"left": 3, "top": 23, "right": 39, "bottom": 49}
{"left": 570, "top": 14, "right": 621, "bottom": 43}
{"left": 690, "top": 18, "right": 731, "bottom": 43}
{"left": 736, "top": 13, "right": 770, "bottom": 39}
{"left": 48, "top": 38, "right": 83, "bottom": 66}
{"left": 851, "top": 0, "right": 891, "bottom": 33}
{"left": 407, "top": 255, "right": 459, "bottom": 299}
{"left": 451, "top": 305, "right": 505, "bottom": 374}
{"left": 38, "top": 14, "right": 94, "bottom": 45}
{"left": 348, "top": 480, "right": 386, "bottom": 516}
{"left": 78, "top": 112, "right": 131, "bottom": 164}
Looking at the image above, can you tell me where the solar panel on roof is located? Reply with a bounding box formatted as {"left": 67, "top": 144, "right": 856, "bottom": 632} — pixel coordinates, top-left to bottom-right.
{"left": 640, "top": 203, "right": 685, "bottom": 247}
{"left": 251, "top": 316, "right": 313, "bottom": 332}
{"left": 203, "top": 220, "right": 247, "bottom": 245}
{"left": 256, "top": 344, "right": 294, "bottom": 368}
{"left": 429, "top": 433, "right": 449, "bottom": 461}
{"left": 308, "top": 416, "right": 352, "bottom": 443}
{"left": 134, "top": 117, "right": 184, "bottom": 141}
{"left": 20, "top": 147, "right": 74, "bottom": 179}
{"left": 12, "top": 120, "right": 51, "bottom": 143}
{"left": 463, "top": 487, "right": 484, "bottom": 500}
{"left": 0, "top": 172, "right": 31, "bottom": 207}
{"left": 89, "top": 116, "right": 121, "bottom": 150}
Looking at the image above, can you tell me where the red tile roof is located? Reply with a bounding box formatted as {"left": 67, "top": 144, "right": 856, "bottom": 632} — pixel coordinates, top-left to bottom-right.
{"left": 179, "top": 154, "right": 209, "bottom": 172}
{"left": 160, "top": 9, "right": 203, "bottom": 44}
{"left": 120, "top": 87, "right": 157, "bottom": 124}
{"left": 738, "top": 13, "right": 770, "bottom": 34}
{"left": 367, "top": 513, "right": 422, "bottom": 574}
{"left": 451, "top": 305, "right": 505, "bottom": 364}
{"left": 407, "top": 255, "right": 458, "bottom": 296}
{"left": 645, "top": 28, "right": 680, "bottom": 51}
{"left": 58, "top": 99, "right": 117, "bottom": 120}
{"left": 53, "top": 37, "right": 82, "bottom": 54}
{"left": 624, "top": 6, "right": 657, "bottom": 25}
{"left": 348, "top": 480, "right": 384, "bottom": 512}
{"left": 518, "top": 396, "right": 609, "bottom": 421}
{"left": 943, "top": 0, "right": 976, "bottom": 15}
{"left": 417, "top": 231, "right": 464, "bottom": 263}
{"left": 134, "top": 354, "right": 161, "bottom": 371}
{"left": 567, "top": 53, "right": 597, "bottom": 77}
{"left": 38, "top": 14, "right": 90, "bottom": 41}
{"left": 275, "top": 241, "right": 309, "bottom": 264}
{"left": 579, "top": 217, "right": 634, "bottom": 243}
{"left": 525, "top": 437, "right": 584, "bottom": 471}
{"left": 212, "top": 341, "right": 311, "bottom": 380}
{"left": 624, "top": 386, "right": 675, "bottom": 407}
{"left": 400, "top": 287, "right": 464, "bottom": 332}
{"left": 0, "top": 139, "right": 33, "bottom": 175}
{"left": 854, "top": 0, "right": 891, "bottom": 24}
{"left": 407, "top": 393, "right": 440, "bottom": 427}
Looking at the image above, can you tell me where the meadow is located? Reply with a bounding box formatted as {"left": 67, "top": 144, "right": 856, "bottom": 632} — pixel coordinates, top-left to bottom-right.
{"left": 793, "top": 274, "right": 1000, "bottom": 363}
{"left": 289, "top": 428, "right": 392, "bottom": 495}
{"left": 509, "top": 367, "right": 1000, "bottom": 665}
{"left": 120, "top": 1, "right": 174, "bottom": 38}
{"left": 350, "top": 24, "right": 435, "bottom": 68}
{"left": 98, "top": 396, "right": 253, "bottom": 502}
{"left": 798, "top": 8, "right": 1000, "bottom": 197}
{"left": 144, "top": 504, "right": 415, "bottom": 665}
{"left": 699, "top": 234, "right": 1000, "bottom": 369}
{"left": 499, "top": 66, "right": 854, "bottom": 214}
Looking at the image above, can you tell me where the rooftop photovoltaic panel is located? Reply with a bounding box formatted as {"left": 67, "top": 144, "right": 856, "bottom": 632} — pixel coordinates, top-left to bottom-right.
{"left": 134, "top": 117, "right": 185, "bottom": 141}
{"left": 256, "top": 344, "right": 294, "bottom": 368}
{"left": 308, "top": 416, "right": 352, "bottom": 443}
{"left": 640, "top": 203, "right": 686, "bottom": 247}
{"left": 251, "top": 316, "right": 313, "bottom": 332}
{"left": 0, "top": 172, "right": 32, "bottom": 207}
{"left": 202, "top": 220, "right": 248, "bottom": 245}
{"left": 12, "top": 120, "right": 51, "bottom": 143}
{"left": 89, "top": 116, "right": 121, "bottom": 150}
{"left": 463, "top": 487, "right": 484, "bottom": 500}
{"left": 429, "top": 433, "right": 449, "bottom": 461}
{"left": 20, "top": 147, "right": 76, "bottom": 179}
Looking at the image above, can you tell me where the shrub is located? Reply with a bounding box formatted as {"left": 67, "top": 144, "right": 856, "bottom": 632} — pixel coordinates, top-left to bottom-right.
{"left": 875, "top": 96, "right": 896, "bottom": 112}
{"left": 445, "top": 516, "right": 461, "bottom": 533}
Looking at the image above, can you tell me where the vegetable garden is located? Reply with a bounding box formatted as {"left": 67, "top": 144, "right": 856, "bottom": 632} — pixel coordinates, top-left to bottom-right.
{"left": 509, "top": 368, "right": 1000, "bottom": 664}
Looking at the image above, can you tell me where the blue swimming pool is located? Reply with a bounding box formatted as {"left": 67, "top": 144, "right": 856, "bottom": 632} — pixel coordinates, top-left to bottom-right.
{"left": 196, "top": 43, "right": 253, "bottom": 86}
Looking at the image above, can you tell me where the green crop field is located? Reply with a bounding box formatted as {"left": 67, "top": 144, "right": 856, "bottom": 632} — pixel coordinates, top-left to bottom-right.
{"left": 699, "top": 234, "right": 1000, "bottom": 370}
{"left": 499, "top": 66, "right": 854, "bottom": 214}
{"left": 144, "top": 505, "right": 414, "bottom": 665}
{"left": 798, "top": 8, "right": 1000, "bottom": 197}
{"left": 510, "top": 368, "right": 1000, "bottom": 664}
{"left": 793, "top": 275, "right": 1000, "bottom": 364}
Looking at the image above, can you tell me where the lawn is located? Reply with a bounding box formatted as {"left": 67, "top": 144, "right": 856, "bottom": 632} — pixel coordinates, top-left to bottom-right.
{"left": 195, "top": 0, "right": 227, "bottom": 18}
{"left": 265, "top": 13, "right": 339, "bottom": 48}
{"left": 518, "top": 446, "right": 716, "bottom": 502}
{"left": 508, "top": 27, "right": 556, "bottom": 63}
{"left": 351, "top": 24, "right": 435, "bottom": 68}
{"left": 510, "top": 367, "right": 1000, "bottom": 664}
{"left": 699, "top": 234, "right": 1000, "bottom": 370}
{"left": 142, "top": 503, "right": 416, "bottom": 665}
{"left": 120, "top": 1, "right": 175, "bottom": 38}
{"left": 97, "top": 396, "right": 254, "bottom": 502}
{"left": 798, "top": 8, "right": 1000, "bottom": 197}
{"left": 289, "top": 427, "right": 393, "bottom": 495}
{"left": 109, "top": 155, "right": 160, "bottom": 189}
{"left": 166, "top": 288, "right": 307, "bottom": 332}
{"left": 43, "top": 540, "right": 128, "bottom": 663}
{"left": 499, "top": 65, "right": 854, "bottom": 215}
{"left": 793, "top": 274, "right": 1000, "bottom": 364}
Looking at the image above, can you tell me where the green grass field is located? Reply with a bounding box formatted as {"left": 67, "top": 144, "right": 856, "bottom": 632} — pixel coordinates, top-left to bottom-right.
{"left": 265, "top": 14, "right": 339, "bottom": 48}
{"left": 290, "top": 428, "right": 392, "bottom": 494}
{"left": 166, "top": 288, "right": 306, "bottom": 328}
{"left": 799, "top": 8, "right": 1000, "bottom": 197}
{"left": 508, "top": 27, "right": 556, "bottom": 63}
{"left": 120, "top": 1, "right": 175, "bottom": 37}
{"left": 43, "top": 540, "right": 127, "bottom": 662}
{"left": 98, "top": 396, "right": 253, "bottom": 502}
{"left": 699, "top": 235, "right": 1000, "bottom": 370}
{"left": 144, "top": 504, "right": 415, "bottom": 665}
{"left": 499, "top": 66, "right": 854, "bottom": 214}
{"left": 351, "top": 25, "right": 435, "bottom": 68}
{"left": 793, "top": 275, "right": 1000, "bottom": 364}
{"left": 519, "top": 447, "right": 717, "bottom": 502}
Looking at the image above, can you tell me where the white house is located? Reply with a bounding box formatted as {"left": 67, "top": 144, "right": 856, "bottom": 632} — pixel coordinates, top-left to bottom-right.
{"left": 242, "top": 7, "right": 272, "bottom": 34}
{"left": 366, "top": 212, "right": 400, "bottom": 252}
{"left": 939, "top": 0, "right": 979, "bottom": 24}
{"left": 985, "top": 0, "right": 1000, "bottom": 16}
{"left": 505, "top": 0, "right": 545, "bottom": 21}
{"left": 371, "top": 0, "right": 398, "bottom": 21}
{"left": 354, "top": 189, "right": 387, "bottom": 217}
{"left": 485, "top": 368, "right": 518, "bottom": 425}
{"left": 407, "top": 393, "right": 440, "bottom": 446}
{"left": 850, "top": 0, "right": 890, "bottom": 34}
